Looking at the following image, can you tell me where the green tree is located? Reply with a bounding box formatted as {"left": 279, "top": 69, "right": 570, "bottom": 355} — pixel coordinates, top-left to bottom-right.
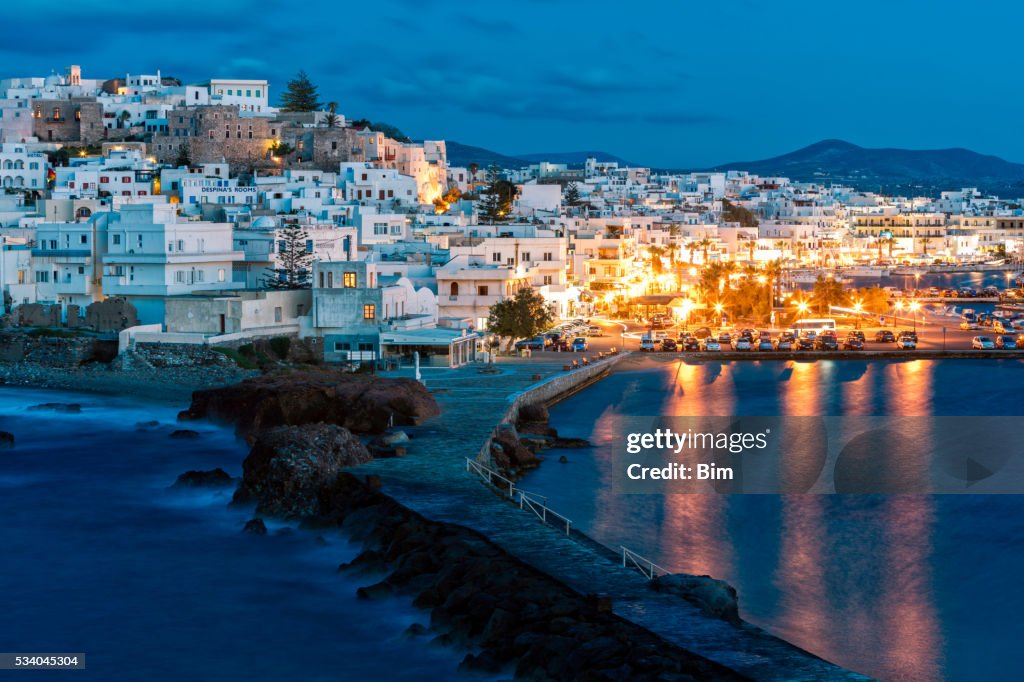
{"left": 486, "top": 288, "right": 554, "bottom": 351}
{"left": 280, "top": 70, "right": 322, "bottom": 112}
{"left": 349, "top": 119, "right": 410, "bottom": 142}
{"left": 263, "top": 225, "right": 313, "bottom": 289}
{"left": 564, "top": 182, "right": 581, "bottom": 206}
{"left": 479, "top": 164, "right": 518, "bottom": 223}
{"left": 811, "top": 275, "right": 849, "bottom": 314}
{"left": 853, "top": 286, "right": 890, "bottom": 314}
{"left": 174, "top": 143, "right": 191, "bottom": 168}
{"left": 269, "top": 140, "right": 295, "bottom": 159}
{"left": 720, "top": 199, "right": 759, "bottom": 227}
{"left": 647, "top": 245, "right": 665, "bottom": 275}
{"left": 324, "top": 101, "right": 339, "bottom": 129}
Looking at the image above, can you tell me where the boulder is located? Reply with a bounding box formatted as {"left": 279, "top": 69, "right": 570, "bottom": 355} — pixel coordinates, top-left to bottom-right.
{"left": 0, "top": 431, "right": 13, "bottom": 449}
{"left": 178, "top": 370, "right": 440, "bottom": 438}
{"left": 242, "top": 518, "right": 267, "bottom": 535}
{"left": 169, "top": 429, "right": 200, "bottom": 439}
{"left": 651, "top": 574, "right": 741, "bottom": 624}
{"left": 27, "top": 402, "right": 81, "bottom": 414}
{"left": 380, "top": 430, "right": 410, "bottom": 446}
{"left": 491, "top": 423, "right": 540, "bottom": 473}
{"left": 172, "top": 468, "right": 233, "bottom": 489}
{"left": 232, "top": 423, "right": 372, "bottom": 519}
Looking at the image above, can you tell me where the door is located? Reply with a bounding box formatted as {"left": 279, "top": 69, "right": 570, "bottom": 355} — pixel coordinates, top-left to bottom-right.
{"left": 219, "top": 314, "right": 225, "bottom": 334}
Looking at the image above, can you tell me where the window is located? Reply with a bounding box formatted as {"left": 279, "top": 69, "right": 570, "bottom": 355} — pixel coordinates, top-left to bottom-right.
{"left": 450, "top": 282, "right": 459, "bottom": 297}
{"left": 543, "top": 252, "right": 553, "bottom": 261}
{"left": 305, "top": 239, "right": 313, "bottom": 253}
{"left": 334, "top": 342, "right": 350, "bottom": 352}
{"left": 373, "top": 223, "right": 387, "bottom": 236}
{"left": 521, "top": 252, "right": 530, "bottom": 262}
{"left": 343, "top": 272, "right": 357, "bottom": 288}
{"left": 80, "top": 235, "right": 87, "bottom": 244}
{"left": 274, "top": 306, "right": 282, "bottom": 323}
{"left": 327, "top": 271, "right": 333, "bottom": 288}
{"left": 112, "top": 234, "right": 121, "bottom": 245}
{"left": 255, "top": 90, "right": 261, "bottom": 97}
{"left": 35, "top": 271, "right": 49, "bottom": 283}
{"left": 246, "top": 89, "right": 251, "bottom": 97}
{"left": 390, "top": 225, "right": 401, "bottom": 235}
{"left": 363, "top": 304, "right": 376, "bottom": 320}
{"left": 492, "top": 252, "right": 501, "bottom": 262}
{"left": 543, "top": 275, "right": 553, "bottom": 285}
{"left": 218, "top": 268, "right": 225, "bottom": 282}
{"left": 478, "top": 285, "right": 489, "bottom": 296}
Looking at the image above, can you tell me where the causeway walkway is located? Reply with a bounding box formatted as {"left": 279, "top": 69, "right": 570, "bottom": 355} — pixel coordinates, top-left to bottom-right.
{"left": 355, "top": 359, "right": 868, "bottom": 681}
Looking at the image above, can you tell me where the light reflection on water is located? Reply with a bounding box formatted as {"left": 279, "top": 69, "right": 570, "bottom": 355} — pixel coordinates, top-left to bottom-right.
{"left": 521, "top": 359, "right": 1024, "bottom": 681}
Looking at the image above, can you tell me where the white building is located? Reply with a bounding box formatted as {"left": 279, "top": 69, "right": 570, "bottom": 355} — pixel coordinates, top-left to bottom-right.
{"left": 101, "top": 204, "right": 243, "bottom": 323}
{"left": 209, "top": 79, "right": 270, "bottom": 114}
{"left": 0, "top": 143, "right": 47, "bottom": 191}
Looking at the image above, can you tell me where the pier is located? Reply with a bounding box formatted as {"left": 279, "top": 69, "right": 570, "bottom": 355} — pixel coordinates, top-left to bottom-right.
{"left": 355, "top": 356, "right": 867, "bottom": 681}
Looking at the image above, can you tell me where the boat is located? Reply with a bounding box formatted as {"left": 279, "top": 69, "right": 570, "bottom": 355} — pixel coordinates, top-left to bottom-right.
{"left": 845, "top": 265, "right": 891, "bottom": 277}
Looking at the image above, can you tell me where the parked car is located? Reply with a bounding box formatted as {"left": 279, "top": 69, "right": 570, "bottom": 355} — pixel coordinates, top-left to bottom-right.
{"left": 843, "top": 337, "right": 865, "bottom": 350}
{"left": 847, "top": 330, "right": 865, "bottom": 342}
{"left": 640, "top": 337, "right": 658, "bottom": 352}
{"left": 515, "top": 336, "right": 546, "bottom": 351}
{"left": 733, "top": 337, "right": 752, "bottom": 351}
{"left": 661, "top": 338, "right": 678, "bottom": 352}
{"left": 702, "top": 338, "right": 721, "bottom": 351}
{"left": 682, "top": 337, "right": 701, "bottom": 352}
{"left": 757, "top": 339, "right": 775, "bottom": 352}
{"left": 774, "top": 336, "right": 794, "bottom": 351}
{"left": 995, "top": 335, "right": 1018, "bottom": 350}
{"left": 994, "top": 319, "right": 1015, "bottom": 334}
{"left": 972, "top": 336, "right": 995, "bottom": 350}
{"left": 896, "top": 333, "right": 917, "bottom": 350}
{"left": 796, "top": 337, "right": 814, "bottom": 351}
{"left": 571, "top": 337, "right": 588, "bottom": 352}
{"left": 960, "top": 320, "right": 979, "bottom": 331}
{"left": 587, "top": 325, "right": 604, "bottom": 336}
{"left": 718, "top": 333, "right": 732, "bottom": 346}
{"left": 814, "top": 335, "right": 839, "bottom": 351}
{"left": 875, "top": 330, "right": 896, "bottom": 343}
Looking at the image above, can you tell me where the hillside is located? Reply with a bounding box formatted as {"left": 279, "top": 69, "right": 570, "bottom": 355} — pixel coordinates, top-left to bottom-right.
{"left": 705, "top": 139, "right": 1024, "bottom": 194}
{"left": 445, "top": 142, "right": 631, "bottom": 170}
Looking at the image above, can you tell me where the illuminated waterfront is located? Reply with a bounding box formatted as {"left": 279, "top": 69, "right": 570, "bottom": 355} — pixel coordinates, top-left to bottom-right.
{"left": 520, "top": 358, "right": 1024, "bottom": 681}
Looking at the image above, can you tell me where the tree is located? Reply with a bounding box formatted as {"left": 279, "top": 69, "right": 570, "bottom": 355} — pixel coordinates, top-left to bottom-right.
{"left": 280, "top": 70, "right": 322, "bottom": 112}
{"left": 720, "top": 199, "right": 759, "bottom": 227}
{"left": 920, "top": 237, "right": 931, "bottom": 256}
{"left": 263, "top": 225, "right": 313, "bottom": 289}
{"left": 486, "top": 288, "right": 554, "bottom": 351}
{"left": 698, "top": 236, "right": 714, "bottom": 263}
{"left": 647, "top": 245, "right": 665, "bottom": 275}
{"left": 479, "top": 164, "right": 518, "bottom": 223}
{"left": 564, "top": 182, "right": 581, "bottom": 206}
{"left": 349, "top": 119, "right": 410, "bottom": 142}
{"left": 269, "top": 140, "right": 295, "bottom": 159}
{"left": 324, "top": 101, "right": 339, "bottom": 129}
{"left": 811, "top": 275, "right": 849, "bottom": 314}
{"left": 174, "top": 143, "right": 191, "bottom": 168}
{"left": 853, "top": 286, "right": 890, "bottom": 314}
{"left": 432, "top": 186, "right": 462, "bottom": 214}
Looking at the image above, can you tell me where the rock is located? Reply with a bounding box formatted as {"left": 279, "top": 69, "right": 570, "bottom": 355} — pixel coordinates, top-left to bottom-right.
{"left": 0, "top": 431, "right": 13, "bottom": 449}
{"left": 178, "top": 370, "right": 441, "bottom": 438}
{"left": 169, "top": 429, "right": 200, "bottom": 439}
{"left": 172, "top": 468, "right": 233, "bottom": 488}
{"left": 232, "top": 423, "right": 372, "bottom": 519}
{"left": 242, "top": 518, "right": 267, "bottom": 535}
{"left": 380, "top": 430, "right": 410, "bottom": 445}
{"left": 403, "top": 623, "right": 429, "bottom": 638}
{"left": 558, "top": 455, "right": 568, "bottom": 464}
{"left": 27, "top": 402, "right": 81, "bottom": 414}
{"left": 651, "top": 574, "right": 741, "bottom": 624}
{"left": 491, "top": 423, "right": 540, "bottom": 473}
{"left": 517, "top": 403, "right": 549, "bottom": 424}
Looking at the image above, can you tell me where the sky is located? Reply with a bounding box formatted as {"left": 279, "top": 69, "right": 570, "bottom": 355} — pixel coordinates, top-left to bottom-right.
{"left": 3, "top": 0, "right": 1022, "bottom": 168}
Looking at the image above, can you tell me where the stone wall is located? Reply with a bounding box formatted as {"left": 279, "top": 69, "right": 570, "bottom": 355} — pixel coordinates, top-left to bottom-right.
{"left": 123, "top": 342, "right": 235, "bottom": 369}
{"left": 0, "top": 331, "right": 116, "bottom": 367}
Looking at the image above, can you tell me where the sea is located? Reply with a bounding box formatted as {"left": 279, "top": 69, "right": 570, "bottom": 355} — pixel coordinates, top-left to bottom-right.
{"left": 0, "top": 387, "right": 487, "bottom": 682}
{"left": 519, "top": 358, "right": 1024, "bottom": 681}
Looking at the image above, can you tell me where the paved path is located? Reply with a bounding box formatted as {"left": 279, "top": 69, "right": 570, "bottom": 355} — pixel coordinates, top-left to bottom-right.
{"left": 354, "top": 362, "right": 868, "bottom": 681}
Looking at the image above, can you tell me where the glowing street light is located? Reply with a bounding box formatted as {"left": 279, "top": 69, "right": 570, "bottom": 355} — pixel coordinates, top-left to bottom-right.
{"left": 714, "top": 302, "right": 724, "bottom": 329}
{"left": 894, "top": 300, "right": 904, "bottom": 328}
{"left": 909, "top": 300, "right": 921, "bottom": 331}
{"left": 853, "top": 300, "right": 863, "bottom": 330}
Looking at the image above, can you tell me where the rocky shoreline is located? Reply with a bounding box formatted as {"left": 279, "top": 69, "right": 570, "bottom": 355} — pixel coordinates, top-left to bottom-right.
{"left": 170, "top": 368, "right": 764, "bottom": 680}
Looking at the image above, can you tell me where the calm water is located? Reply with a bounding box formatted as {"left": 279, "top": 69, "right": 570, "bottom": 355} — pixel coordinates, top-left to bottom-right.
{"left": 520, "top": 358, "right": 1024, "bottom": 681}
{"left": 0, "top": 388, "right": 483, "bottom": 682}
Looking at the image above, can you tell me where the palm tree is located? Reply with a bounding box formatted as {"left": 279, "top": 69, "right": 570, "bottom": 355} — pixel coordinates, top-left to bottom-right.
{"left": 688, "top": 241, "right": 699, "bottom": 264}
{"left": 765, "top": 259, "right": 783, "bottom": 308}
{"left": 747, "top": 237, "right": 756, "bottom": 263}
{"left": 699, "top": 237, "right": 714, "bottom": 264}
{"left": 920, "top": 237, "right": 931, "bottom": 257}
{"left": 324, "top": 101, "right": 339, "bottom": 129}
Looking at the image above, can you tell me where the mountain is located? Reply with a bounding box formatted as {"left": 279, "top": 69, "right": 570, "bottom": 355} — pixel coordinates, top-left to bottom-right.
{"left": 515, "top": 151, "right": 633, "bottom": 166}
{"left": 705, "top": 139, "right": 1024, "bottom": 194}
{"left": 444, "top": 141, "right": 526, "bottom": 170}
{"left": 445, "top": 141, "right": 631, "bottom": 170}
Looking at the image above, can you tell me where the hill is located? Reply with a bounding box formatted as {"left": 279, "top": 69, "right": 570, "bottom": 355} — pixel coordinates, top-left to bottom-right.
{"left": 705, "top": 139, "right": 1024, "bottom": 194}
{"left": 445, "top": 142, "right": 631, "bottom": 170}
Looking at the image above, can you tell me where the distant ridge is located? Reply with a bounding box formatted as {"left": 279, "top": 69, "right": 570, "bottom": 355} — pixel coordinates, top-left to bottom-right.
{"left": 446, "top": 141, "right": 630, "bottom": 170}
{"left": 703, "top": 139, "right": 1024, "bottom": 194}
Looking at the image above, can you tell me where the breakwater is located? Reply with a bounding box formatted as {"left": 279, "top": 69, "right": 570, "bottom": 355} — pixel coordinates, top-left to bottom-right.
{"left": 358, "top": 359, "right": 866, "bottom": 680}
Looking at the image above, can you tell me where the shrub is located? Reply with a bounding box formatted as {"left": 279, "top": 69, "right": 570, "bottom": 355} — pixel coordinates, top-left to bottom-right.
{"left": 211, "top": 347, "right": 258, "bottom": 370}
{"left": 269, "top": 336, "right": 291, "bottom": 359}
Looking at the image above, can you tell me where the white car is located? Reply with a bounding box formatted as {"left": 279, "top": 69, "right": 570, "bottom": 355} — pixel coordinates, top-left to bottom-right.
{"left": 703, "top": 338, "right": 721, "bottom": 351}
{"left": 640, "top": 337, "right": 658, "bottom": 352}
{"left": 972, "top": 336, "right": 995, "bottom": 350}
{"left": 896, "top": 336, "right": 917, "bottom": 350}
{"left": 733, "top": 338, "right": 752, "bottom": 351}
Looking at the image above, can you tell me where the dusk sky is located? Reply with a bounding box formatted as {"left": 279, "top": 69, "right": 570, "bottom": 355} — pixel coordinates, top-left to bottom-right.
{"left": 3, "top": 0, "right": 1021, "bottom": 167}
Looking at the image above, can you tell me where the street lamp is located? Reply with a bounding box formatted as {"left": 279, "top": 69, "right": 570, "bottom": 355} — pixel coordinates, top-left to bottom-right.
{"left": 894, "top": 300, "right": 904, "bottom": 328}
{"left": 854, "top": 300, "right": 863, "bottom": 330}
{"left": 714, "top": 302, "right": 724, "bottom": 329}
{"left": 914, "top": 272, "right": 921, "bottom": 295}
{"left": 909, "top": 301, "right": 920, "bottom": 331}
{"left": 681, "top": 299, "right": 693, "bottom": 332}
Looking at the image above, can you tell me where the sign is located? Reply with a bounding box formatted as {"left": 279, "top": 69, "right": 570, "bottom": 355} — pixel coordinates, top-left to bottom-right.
{"left": 200, "top": 186, "right": 257, "bottom": 194}
{"left": 880, "top": 230, "right": 893, "bottom": 239}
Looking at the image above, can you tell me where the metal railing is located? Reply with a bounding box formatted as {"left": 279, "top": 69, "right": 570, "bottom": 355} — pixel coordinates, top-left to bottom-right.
{"left": 465, "top": 457, "right": 572, "bottom": 535}
{"left": 621, "top": 546, "right": 668, "bottom": 580}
